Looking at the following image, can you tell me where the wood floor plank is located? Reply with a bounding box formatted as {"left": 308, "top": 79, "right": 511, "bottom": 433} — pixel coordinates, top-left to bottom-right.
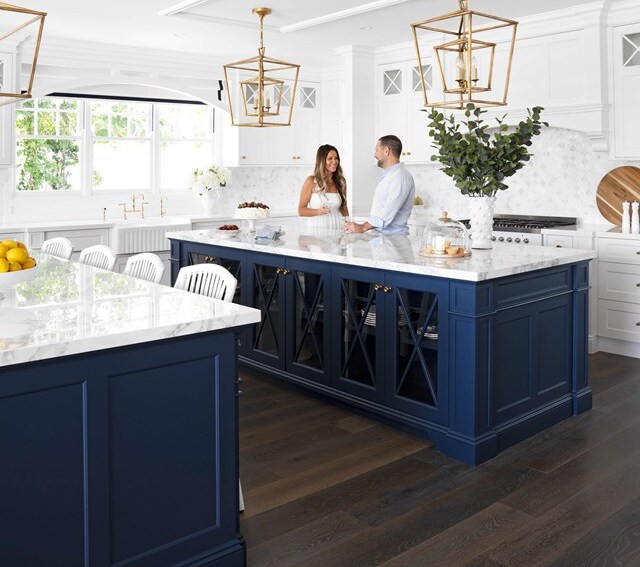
{"left": 247, "top": 510, "right": 366, "bottom": 567}
{"left": 502, "top": 420, "right": 640, "bottom": 517}
{"left": 241, "top": 452, "right": 454, "bottom": 548}
{"left": 242, "top": 434, "right": 427, "bottom": 518}
{"left": 482, "top": 459, "right": 640, "bottom": 566}
{"left": 379, "top": 502, "right": 533, "bottom": 567}
{"left": 549, "top": 494, "right": 640, "bottom": 567}
{"left": 293, "top": 461, "right": 540, "bottom": 567}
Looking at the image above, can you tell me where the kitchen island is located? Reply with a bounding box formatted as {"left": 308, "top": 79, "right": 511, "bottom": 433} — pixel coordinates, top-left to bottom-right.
{"left": 168, "top": 227, "right": 595, "bottom": 466}
{"left": 0, "top": 255, "right": 260, "bottom": 567}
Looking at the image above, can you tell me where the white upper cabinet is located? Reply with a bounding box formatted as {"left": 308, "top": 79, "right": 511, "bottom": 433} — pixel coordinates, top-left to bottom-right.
{"left": 267, "top": 82, "right": 320, "bottom": 165}
{"left": 613, "top": 24, "right": 640, "bottom": 159}
{"left": 377, "top": 61, "right": 436, "bottom": 164}
{"left": 230, "top": 80, "right": 321, "bottom": 166}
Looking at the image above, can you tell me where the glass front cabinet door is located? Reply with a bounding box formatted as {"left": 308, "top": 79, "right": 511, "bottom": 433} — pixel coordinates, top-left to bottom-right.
{"left": 332, "top": 266, "right": 448, "bottom": 423}
{"left": 246, "top": 253, "right": 332, "bottom": 385}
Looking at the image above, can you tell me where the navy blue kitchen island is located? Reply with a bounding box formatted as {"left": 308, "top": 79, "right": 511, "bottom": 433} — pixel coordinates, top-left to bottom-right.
{"left": 169, "top": 227, "right": 595, "bottom": 466}
{"left": 0, "top": 256, "right": 260, "bottom": 567}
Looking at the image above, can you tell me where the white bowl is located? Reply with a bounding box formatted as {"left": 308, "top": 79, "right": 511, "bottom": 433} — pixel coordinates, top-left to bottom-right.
{"left": 0, "top": 264, "right": 39, "bottom": 287}
{"left": 216, "top": 228, "right": 240, "bottom": 238}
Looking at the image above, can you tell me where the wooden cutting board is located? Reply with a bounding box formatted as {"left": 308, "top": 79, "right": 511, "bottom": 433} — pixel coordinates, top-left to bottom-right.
{"left": 596, "top": 166, "right": 640, "bottom": 225}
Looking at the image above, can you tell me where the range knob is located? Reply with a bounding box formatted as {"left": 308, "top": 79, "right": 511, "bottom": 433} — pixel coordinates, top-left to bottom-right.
{"left": 498, "top": 236, "right": 505, "bottom": 242}
{"left": 515, "top": 237, "right": 521, "bottom": 243}
{"left": 491, "top": 236, "right": 496, "bottom": 241}
{"left": 523, "top": 238, "right": 529, "bottom": 244}
{"left": 506, "top": 237, "right": 513, "bottom": 243}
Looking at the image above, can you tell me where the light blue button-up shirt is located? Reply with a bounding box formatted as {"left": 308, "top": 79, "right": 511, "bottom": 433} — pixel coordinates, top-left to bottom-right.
{"left": 368, "top": 163, "right": 415, "bottom": 234}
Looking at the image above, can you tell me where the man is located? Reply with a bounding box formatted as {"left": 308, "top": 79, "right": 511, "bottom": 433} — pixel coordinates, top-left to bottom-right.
{"left": 344, "top": 135, "right": 415, "bottom": 234}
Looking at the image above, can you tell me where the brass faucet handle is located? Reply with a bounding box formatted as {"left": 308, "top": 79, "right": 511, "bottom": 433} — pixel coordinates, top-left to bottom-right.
{"left": 118, "top": 202, "right": 129, "bottom": 220}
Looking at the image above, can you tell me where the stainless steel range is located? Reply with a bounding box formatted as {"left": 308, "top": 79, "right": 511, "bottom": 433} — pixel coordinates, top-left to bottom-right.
{"left": 460, "top": 215, "right": 578, "bottom": 245}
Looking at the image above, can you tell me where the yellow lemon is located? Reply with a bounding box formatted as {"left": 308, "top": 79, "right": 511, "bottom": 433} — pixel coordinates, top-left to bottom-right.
{"left": 16, "top": 241, "right": 27, "bottom": 250}
{"left": 0, "top": 245, "right": 8, "bottom": 259}
{"left": 0, "top": 258, "right": 9, "bottom": 273}
{"left": 8, "top": 261, "right": 22, "bottom": 271}
{"left": 21, "top": 257, "right": 37, "bottom": 269}
{"left": 1, "top": 240, "right": 17, "bottom": 249}
{"left": 6, "top": 247, "right": 28, "bottom": 264}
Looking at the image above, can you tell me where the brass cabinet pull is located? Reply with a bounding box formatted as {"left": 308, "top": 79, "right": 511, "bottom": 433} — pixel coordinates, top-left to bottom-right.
{"left": 383, "top": 285, "right": 392, "bottom": 293}
{"left": 636, "top": 322, "right": 640, "bottom": 327}
{"left": 275, "top": 267, "right": 282, "bottom": 274}
{"left": 373, "top": 283, "right": 382, "bottom": 291}
{"left": 636, "top": 251, "right": 640, "bottom": 255}
{"left": 636, "top": 283, "right": 640, "bottom": 287}
{"left": 282, "top": 268, "right": 290, "bottom": 275}
{"left": 406, "top": 151, "right": 412, "bottom": 156}
{"left": 556, "top": 244, "right": 562, "bottom": 248}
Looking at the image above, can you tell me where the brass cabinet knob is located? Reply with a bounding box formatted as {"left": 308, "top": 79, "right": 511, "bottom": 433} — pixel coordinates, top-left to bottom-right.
{"left": 242, "top": 155, "right": 247, "bottom": 159}
{"left": 383, "top": 285, "right": 392, "bottom": 293}
{"left": 556, "top": 244, "right": 562, "bottom": 248}
{"left": 276, "top": 267, "right": 282, "bottom": 274}
{"left": 373, "top": 283, "right": 382, "bottom": 291}
{"left": 636, "top": 251, "right": 640, "bottom": 255}
{"left": 406, "top": 151, "right": 412, "bottom": 156}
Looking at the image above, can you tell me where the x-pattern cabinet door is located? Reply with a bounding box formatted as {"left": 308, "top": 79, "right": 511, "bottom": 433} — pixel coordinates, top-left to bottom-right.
{"left": 284, "top": 257, "right": 332, "bottom": 385}
{"left": 246, "top": 252, "right": 286, "bottom": 369}
{"left": 331, "top": 265, "right": 386, "bottom": 403}
{"left": 383, "top": 272, "right": 449, "bottom": 424}
{"left": 244, "top": 253, "right": 333, "bottom": 384}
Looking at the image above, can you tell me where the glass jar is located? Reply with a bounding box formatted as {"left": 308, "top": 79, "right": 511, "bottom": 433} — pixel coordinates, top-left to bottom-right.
{"left": 420, "top": 212, "right": 471, "bottom": 257}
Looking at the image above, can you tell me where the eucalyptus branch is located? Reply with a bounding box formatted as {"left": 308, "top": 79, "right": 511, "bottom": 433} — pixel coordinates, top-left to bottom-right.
{"left": 426, "top": 103, "right": 547, "bottom": 197}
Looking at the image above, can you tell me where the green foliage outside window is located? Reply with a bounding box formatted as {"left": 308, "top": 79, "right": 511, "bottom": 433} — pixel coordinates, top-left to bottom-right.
{"left": 16, "top": 98, "right": 80, "bottom": 191}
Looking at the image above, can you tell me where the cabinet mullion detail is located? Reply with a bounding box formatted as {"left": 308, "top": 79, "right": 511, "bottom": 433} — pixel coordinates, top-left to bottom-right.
{"left": 253, "top": 264, "right": 281, "bottom": 355}
{"left": 292, "top": 270, "right": 324, "bottom": 368}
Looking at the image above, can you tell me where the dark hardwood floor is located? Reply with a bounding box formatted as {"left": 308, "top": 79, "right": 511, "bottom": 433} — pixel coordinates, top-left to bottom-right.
{"left": 239, "top": 352, "right": 640, "bottom": 567}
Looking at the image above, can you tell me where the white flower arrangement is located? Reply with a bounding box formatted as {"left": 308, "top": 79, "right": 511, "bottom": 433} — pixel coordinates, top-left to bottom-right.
{"left": 192, "top": 165, "right": 232, "bottom": 195}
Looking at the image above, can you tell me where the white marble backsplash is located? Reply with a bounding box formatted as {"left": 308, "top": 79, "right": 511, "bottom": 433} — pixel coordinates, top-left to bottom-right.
{"left": 229, "top": 128, "right": 640, "bottom": 225}
{"left": 407, "top": 128, "right": 640, "bottom": 224}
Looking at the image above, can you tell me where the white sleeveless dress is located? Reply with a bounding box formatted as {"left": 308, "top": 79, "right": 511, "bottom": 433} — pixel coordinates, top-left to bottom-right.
{"left": 306, "top": 190, "right": 343, "bottom": 230}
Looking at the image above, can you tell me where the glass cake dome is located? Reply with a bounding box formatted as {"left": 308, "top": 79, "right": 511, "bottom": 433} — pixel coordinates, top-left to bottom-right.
{"left": 420, "top": 212, "right": 471, "bottom": 258}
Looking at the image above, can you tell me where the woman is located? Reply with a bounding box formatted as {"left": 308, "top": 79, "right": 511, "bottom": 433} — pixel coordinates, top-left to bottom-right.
{"left": 298, "top": 144, "right": 349, "bottom": 230}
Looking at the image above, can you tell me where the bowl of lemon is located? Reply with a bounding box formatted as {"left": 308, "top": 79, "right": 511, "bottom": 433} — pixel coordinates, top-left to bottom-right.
{"left": 0, "top": 239, "right": 38, "bottom": 288}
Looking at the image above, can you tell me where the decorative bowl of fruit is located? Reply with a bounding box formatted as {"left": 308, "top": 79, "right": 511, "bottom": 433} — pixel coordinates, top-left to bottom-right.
{"left": 216, "top": 224, "right": 240, "bottom": 237}
{"left": 0, "top": 239, "right": 39, "bottom": 299}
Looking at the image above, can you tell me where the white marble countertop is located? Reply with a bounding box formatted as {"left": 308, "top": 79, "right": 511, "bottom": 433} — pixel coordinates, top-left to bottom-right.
{"left": 0, "top": 255, "right": 260, "bottom": 368}
{"left": 0, "top": 214, "right": 299, "bottom": 233}
{"left": 167, "top": 226, "right": 595, "bottom": 283}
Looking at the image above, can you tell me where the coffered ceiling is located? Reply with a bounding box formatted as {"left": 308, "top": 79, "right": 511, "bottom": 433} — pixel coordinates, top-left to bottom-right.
{"left": 21, "top": 0, "right": 622, "bottom": 67}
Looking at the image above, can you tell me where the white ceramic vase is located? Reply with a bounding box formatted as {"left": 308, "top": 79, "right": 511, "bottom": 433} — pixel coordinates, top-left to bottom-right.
{"left": 468, "top": 195, "right": 496, "bottom": 249}
{"left": 200, "top": 187, "right": 222, "bottom": 215}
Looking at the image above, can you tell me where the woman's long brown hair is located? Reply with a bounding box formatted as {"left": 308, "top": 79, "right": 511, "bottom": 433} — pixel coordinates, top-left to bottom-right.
{"left": 313, "top": 144, "right": 347, "bottom": 212}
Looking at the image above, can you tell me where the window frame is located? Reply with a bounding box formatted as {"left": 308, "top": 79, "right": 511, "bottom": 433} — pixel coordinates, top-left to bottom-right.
{"left": 13, "top": 95, "right": 217, "bottom": 197}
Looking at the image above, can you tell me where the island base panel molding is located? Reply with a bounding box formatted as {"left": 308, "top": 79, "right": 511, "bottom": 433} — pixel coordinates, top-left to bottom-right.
{"left": 0, "top": 332, "right": 246, "bottom": 567}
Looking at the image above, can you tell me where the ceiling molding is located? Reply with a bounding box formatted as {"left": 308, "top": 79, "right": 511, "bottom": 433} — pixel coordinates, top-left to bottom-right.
{"left": 166, "top": 12, "right": 279, "bottom": 32}
{"left": 280, "top": 0, "right": 415, "bottom": 34}
{"left": 158, "top": 0, "right": 211, "bottom": 17}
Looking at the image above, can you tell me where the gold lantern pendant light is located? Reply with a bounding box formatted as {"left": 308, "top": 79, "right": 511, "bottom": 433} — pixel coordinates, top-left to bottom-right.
{"left": 0, "top": 2, "right": 46, "bottom": 107}
{"left": 411, "top": 0, "right": 517, "bottom": 110}
{"left": 223, "top": 7, "right": 300, "bottom": 127}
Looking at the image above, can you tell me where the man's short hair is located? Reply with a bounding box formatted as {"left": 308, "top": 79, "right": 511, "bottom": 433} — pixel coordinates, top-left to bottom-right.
{"left": 378, "top": 135, "right": 402, "bottom": 158}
